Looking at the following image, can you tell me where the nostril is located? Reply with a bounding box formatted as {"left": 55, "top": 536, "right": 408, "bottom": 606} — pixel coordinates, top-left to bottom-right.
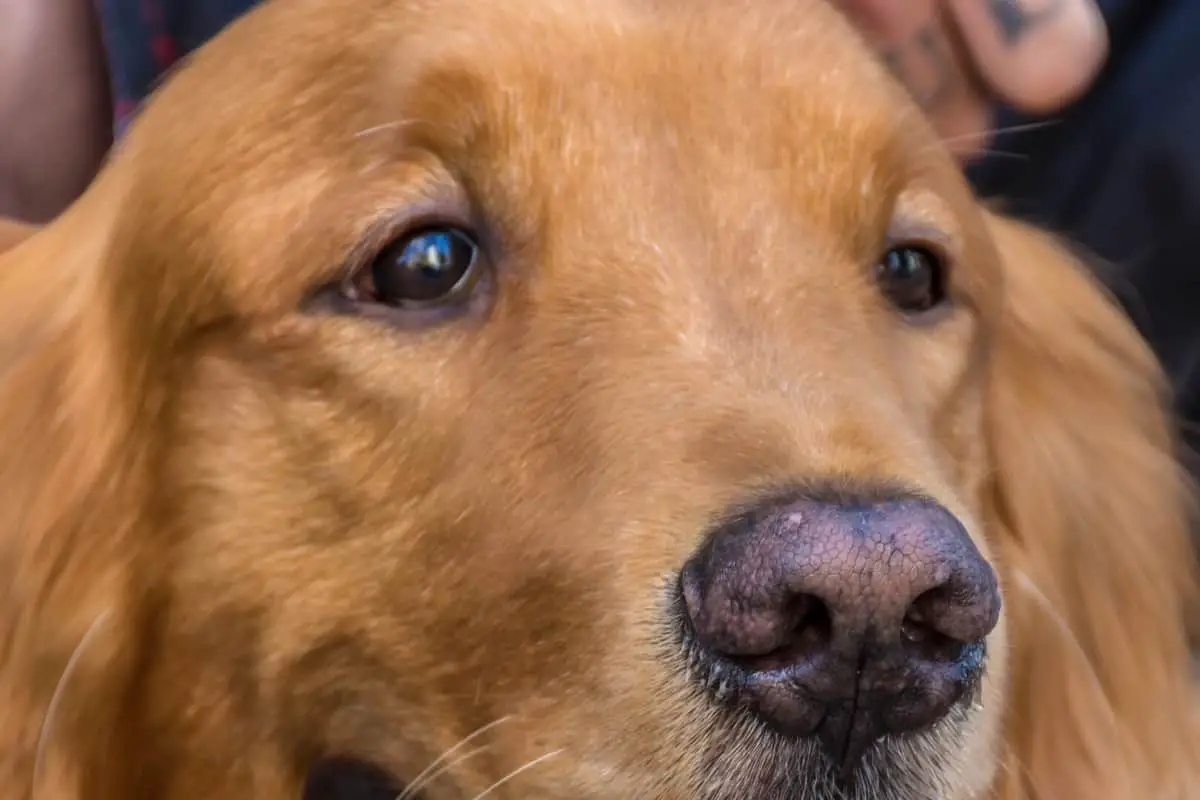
{"left": 679, "top": 557, "right": 834, "bottom": 661}
{"left": 900, "top": 605, "right": 934, "bottom": 643}
{"left": 790, "top": 594, "right": 833, "bottom": 643}
{"left": 729, "top": 595, "right": 833, "bottom": 673}
{"left": 900, "top": 592, "right": 966, "bottom": 663}
{"left": 901, "top": 574, "right": 999, "bottom": 660}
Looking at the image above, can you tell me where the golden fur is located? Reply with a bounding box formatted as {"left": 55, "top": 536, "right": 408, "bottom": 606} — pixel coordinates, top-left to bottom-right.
{"left": 0, "top": 0, "right": 1196, "bottom": 797}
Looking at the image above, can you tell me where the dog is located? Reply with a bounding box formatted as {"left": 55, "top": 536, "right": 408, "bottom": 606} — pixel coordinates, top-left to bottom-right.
{"left": 0, "top": 0, "right": 1196, "bottom": 797}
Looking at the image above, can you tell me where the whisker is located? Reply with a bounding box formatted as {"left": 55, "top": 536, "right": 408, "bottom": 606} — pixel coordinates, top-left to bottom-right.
{"left": 354, "top": 119, "right": 422, "bottom": 139}
{"left": 469, "top": 748, "right": 564, "bottom": 800}
{"left": 1010, "top": 568, "right": 1131, "bottom": 775}
{"left": 966, "top": 148, "right": 1030, "bottom": 161}
{"left": 397, "top": 715, "right": 512, "bottom": 800}
{"left": 998, "top": 745, "right": 1038, "bottom": 797}
{"left": 1011, "top": 570, "right": 1109, "bottom": 705}
{"left": 398, "top": 745, "right": 490, "bottom": 800}
{"left": 939, "top": 119, "right": 1061, "bottom": 148}
{"left": 34, "top": 611, "right": 110, "bottom": 792}
{"left": 912, "top": 118, "right": 1064, "bottom": 164}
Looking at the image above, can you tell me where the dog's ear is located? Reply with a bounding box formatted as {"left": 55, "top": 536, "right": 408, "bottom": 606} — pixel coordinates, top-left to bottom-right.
{"left": 0, "top": 185, "right": 151, "bottom": 799}
{"left": 982, "top": 212, "right": 1199, "bottom": 799}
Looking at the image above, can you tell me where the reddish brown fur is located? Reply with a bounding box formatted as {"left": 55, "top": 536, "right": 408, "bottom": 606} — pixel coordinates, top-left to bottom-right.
{"left": 0, "top": 0, "right": 1196, "bottom": 798}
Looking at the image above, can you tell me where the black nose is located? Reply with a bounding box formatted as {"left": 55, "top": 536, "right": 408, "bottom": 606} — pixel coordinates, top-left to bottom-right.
{"left": 678, "top": 489, "right": 1001, "bottom": 772}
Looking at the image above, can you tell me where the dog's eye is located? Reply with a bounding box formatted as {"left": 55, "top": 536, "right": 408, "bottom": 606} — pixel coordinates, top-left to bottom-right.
{"left": 874, "top": 244, "right": 946, "bottom": 314}
{"left": 353, "top": 227, "right": 480, "bottom": 308}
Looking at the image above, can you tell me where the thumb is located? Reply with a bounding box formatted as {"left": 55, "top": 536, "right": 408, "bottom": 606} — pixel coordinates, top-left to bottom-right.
{"left": 836, "top": 0, "right": 994, "bottom": 161}
{"left": 944, "top": 0, "right": 1109, "bottom": 114}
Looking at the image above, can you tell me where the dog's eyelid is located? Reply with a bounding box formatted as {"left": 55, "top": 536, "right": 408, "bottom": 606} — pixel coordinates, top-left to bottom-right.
{"left": 350, "top": 178, "right": 475, "bottom": 252}
{"left": 346, "top": 211, "right": 478, "bottom": 277}
{"left": 888, "top": 188, "right": 962, "bottom": 250}
{"left": 321, "top": 176, "right": 480, "bottom": 284}
{"left": 880, "top": 229, "right": 958, "bottom": 281}
{"left": 882, "top": 210, "right": 962, "bottom": 284}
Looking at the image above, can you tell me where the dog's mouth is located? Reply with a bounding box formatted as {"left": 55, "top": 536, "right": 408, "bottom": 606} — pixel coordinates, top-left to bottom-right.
{"left": 300, "top": 592, "right": 985, "bottom": 800}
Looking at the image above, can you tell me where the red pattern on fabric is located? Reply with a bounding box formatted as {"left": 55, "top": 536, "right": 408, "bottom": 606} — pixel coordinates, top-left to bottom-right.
{"left": 150, "top": 33, "right": 178, "bottom": 69}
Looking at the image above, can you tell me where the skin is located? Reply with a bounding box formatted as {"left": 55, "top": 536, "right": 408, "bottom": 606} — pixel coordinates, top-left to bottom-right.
{"left": 0, "top": 0, "right": 112, "bottom": 222}
{"left": 0, "top": 1, "right": 1194, "bottom": 799}
{"left": 834, "top": 0, "right": 1108, "bottom": 159}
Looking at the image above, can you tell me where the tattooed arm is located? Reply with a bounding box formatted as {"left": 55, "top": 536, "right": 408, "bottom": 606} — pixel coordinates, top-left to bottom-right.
{"left": 836, "top": 0, "right": 1107, "bottom": 159}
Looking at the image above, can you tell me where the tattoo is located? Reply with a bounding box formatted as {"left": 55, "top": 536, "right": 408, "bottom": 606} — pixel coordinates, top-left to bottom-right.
{"left": 988, "top": 0, "right": 1067, "bottom": 45}
{"left": 881, "top": 25, "right": 956, "bottom": 111}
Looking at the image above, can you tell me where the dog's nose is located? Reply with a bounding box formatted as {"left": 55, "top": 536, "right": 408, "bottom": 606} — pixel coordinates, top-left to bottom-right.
{"left": 678, "top": 490, "right": 1000, "bottom": 772}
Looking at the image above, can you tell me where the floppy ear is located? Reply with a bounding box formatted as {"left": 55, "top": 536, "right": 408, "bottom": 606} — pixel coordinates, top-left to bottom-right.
{"left": 0, "top": 189, "right": 151, "bottom": 799}
{"left": 982, "top": 212, "right": 1199, "bottom": 799}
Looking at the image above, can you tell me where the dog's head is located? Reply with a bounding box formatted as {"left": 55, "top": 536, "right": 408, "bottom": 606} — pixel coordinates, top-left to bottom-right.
{"left": 1, "top": 1, "right": 1195, "bottom": 798}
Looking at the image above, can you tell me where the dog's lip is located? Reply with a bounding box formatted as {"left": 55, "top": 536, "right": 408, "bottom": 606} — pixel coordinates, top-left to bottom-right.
{"left": 740, "top": 643, "right": 984, "bottom": 774}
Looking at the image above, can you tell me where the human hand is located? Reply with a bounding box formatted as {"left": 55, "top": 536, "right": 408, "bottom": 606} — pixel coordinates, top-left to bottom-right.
{"left": 835, "top": 0, "right": 1108, "bottom": 161}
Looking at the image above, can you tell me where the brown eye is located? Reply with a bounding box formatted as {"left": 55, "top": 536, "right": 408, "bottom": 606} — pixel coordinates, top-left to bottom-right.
{"left": 357, "top": 227, "right": 480, "bottom": 307}
{"left": 874, "top": 244, "right": 947, "bottom": 314}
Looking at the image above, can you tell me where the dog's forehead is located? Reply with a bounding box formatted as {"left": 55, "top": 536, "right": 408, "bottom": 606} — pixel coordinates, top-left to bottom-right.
{"left": 119, "top": 0, "right": 934, "bottom": 314}
{"left": 157, "top": 0, "right": 906, "bottom": 164}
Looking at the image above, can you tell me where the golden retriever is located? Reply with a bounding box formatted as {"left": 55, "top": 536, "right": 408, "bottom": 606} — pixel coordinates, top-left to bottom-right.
{"left": 0, "top": 0, "right": 1196, "bottom": 798}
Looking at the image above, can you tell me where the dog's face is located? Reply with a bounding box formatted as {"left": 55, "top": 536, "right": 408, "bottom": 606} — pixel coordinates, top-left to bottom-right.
{"left": 1, "top": 1, "right": 1195, "bottom": 799}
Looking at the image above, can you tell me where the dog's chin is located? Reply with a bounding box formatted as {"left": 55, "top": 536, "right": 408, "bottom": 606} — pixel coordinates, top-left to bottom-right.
{"left": 694, "top": 700, "right": 976, "bottom": 800}
{"left": 700, "top": 725, "right": 971, "bottom": 800}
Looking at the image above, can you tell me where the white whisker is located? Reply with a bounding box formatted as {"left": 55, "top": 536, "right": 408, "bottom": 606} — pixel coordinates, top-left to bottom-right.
{"left": 939, "top": 119, "right": 1060, "bottom": 148}
{"left": 397, "top": 715, "right": 511, "bottom": 800}
{"left": 1010, "top": 569, "right": 1125, "bottom": 743}
{"left": 1008, "top": 568, "right": 1108, "bottom": 714}
{"left": 911, "top": 118, "right": 1063, "bottom": 164}
{"left": 398, "top": 745, "right": 490, "bottom": 799}
{"left": 33, "top": 611, "right": 110, "bottom": 792}
{"left": 469, "top": 748, "right": 564, "bottom": 800}
{"left": 354, "top": 119, "right": 420, "bottom": 139}
{"left": 966, "top": 148, "right": 1030, "bottom": 161}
